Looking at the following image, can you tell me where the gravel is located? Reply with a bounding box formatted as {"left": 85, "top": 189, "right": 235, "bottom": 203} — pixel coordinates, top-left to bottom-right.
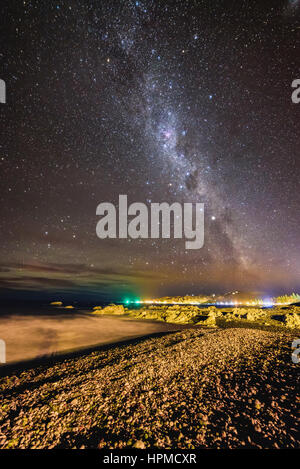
{"left": 0, "top": 327, "right": 298, "bottom": 449}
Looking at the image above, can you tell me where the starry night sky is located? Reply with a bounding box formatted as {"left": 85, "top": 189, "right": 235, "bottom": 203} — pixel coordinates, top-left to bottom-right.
{"left": 0, "top": 0, "right": 299, "bottom": 302}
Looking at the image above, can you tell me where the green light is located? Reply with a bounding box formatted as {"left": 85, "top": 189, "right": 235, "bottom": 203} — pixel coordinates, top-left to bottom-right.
{"left": 123, "top": 298, "right": 141, "bottom": 305}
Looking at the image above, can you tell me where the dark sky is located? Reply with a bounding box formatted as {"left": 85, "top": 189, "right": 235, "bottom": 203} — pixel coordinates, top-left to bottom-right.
{"left": 0, "top": 0, "right": 299, "bottom": 302}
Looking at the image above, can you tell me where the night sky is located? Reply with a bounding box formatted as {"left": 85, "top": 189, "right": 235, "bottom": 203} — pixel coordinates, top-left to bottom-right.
{"left": 0, "top": 0, "right": 299, "bottom": 302}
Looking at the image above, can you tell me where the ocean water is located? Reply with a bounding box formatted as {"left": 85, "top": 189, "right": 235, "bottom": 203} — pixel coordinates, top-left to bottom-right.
{"left": 0, "top": 302, "right": 184, "bottom": 365}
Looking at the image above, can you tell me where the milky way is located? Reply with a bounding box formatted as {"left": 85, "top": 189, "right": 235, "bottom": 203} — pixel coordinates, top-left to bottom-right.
{"left": 0, "top": 0, "right": 299, "bottom": 301}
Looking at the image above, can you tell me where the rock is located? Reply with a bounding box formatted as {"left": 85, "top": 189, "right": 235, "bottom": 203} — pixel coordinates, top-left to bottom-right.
{"left": 284, "top": 313, "right": 300, "bottom": 328}
{"left": 99, "top": 305, "right": 125, "bottom": 315}
{"left": 133, "top": 440, "right": 146, "bottom": 449}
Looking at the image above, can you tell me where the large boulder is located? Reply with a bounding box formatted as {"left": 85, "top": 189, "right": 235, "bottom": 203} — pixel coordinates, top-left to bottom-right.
{"left": 93, "top": 304, "right": 125, "bottom": 315}
{"left": 284, "top": 313, "right": 300, "bottom": 328}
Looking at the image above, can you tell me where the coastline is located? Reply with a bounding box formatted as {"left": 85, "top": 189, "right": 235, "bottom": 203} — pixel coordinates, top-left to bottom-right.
{"left": 0, "top": 326, "right": 298, "bottom": 449}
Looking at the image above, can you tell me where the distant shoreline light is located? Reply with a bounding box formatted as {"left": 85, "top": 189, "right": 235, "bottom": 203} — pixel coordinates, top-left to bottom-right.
{"left": 122, "top": 299, "right": 290, "bottom": 307}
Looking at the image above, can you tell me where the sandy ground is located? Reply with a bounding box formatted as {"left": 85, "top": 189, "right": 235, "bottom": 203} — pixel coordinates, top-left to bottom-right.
{"left": 0, "top": 313, "right": 184, "bottom": 364}
{"left": 0, "top": 327, "right": 298, "bottom": 449}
